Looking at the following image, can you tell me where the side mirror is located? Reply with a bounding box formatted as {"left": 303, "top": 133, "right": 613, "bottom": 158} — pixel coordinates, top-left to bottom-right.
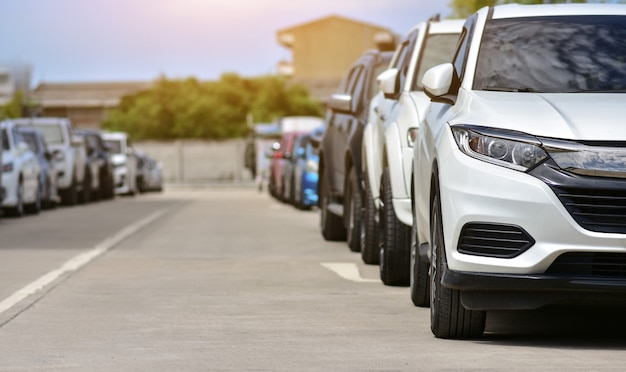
{"left": 327, "top": 93, "right": 353, "bottom": 114}
{"left": 44, "top": 150, "right": 53, "bottom": 161}
{"left": 422, "top": 63, "right": 457, "bottom": 104}
{"left": 103, "top": 143, "right": 112, "bottom": 152}
{"left": 378, "top": 68, "right": 399, "bottom": 99}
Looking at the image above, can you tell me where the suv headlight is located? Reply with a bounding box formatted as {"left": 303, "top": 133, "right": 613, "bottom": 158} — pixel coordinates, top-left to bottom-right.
{"left": 451, "top": 125, "right": 548, "bottom": 172}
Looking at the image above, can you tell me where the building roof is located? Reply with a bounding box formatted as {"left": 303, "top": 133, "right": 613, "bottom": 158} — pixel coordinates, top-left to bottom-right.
{"left": 277, "top": 14, "right": 393, "bottom": 49}
{"left": 31, "top": 81, "right": 152, "bottom": 108}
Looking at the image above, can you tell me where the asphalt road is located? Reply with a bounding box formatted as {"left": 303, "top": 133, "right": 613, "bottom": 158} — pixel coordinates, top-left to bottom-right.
{"left": 1, "top": 187, "right": 626, "bottom": 371}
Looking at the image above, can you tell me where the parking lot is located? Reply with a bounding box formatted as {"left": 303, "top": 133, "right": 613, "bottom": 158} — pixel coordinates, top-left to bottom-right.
{"left": 1, "top": 187, "right": 626, "bottom": 371}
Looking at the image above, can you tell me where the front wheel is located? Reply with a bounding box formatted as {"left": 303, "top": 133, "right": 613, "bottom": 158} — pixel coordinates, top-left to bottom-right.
{"left": 379, "top": 167, "right": 410, "bottom": 286}
{"left": 360, "top": 172, "right": 379, "bottom": 264}
{"left": 346, "top": 167, "right": 362, "bottom": 252}
{"left": 319, "top": 171, "right": 346, "bottom": 241}
{"left": 430, "top": 190, "right": 485, "bottom": 339}
{"left": 410, "top": 219, "right": 429, "bottom": 307}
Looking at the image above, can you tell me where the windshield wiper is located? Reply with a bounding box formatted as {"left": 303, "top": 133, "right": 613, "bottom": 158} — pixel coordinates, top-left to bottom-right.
{"left": 482, "top": 86, "right": 539, "bottom": 93}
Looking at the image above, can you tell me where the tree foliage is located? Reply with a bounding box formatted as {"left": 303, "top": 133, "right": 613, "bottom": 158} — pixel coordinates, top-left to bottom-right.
{"left": 1, "top": 91, "right": 24, "bottom": 120}
{"left": 448, "top": 0, "right": 620, "bottom": 19}
{"left": 102, "top": 74, "right": 322, "bottom": 140}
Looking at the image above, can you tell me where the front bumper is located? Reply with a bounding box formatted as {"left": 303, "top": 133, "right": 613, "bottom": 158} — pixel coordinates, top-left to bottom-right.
{"left": 113, "top": 166, "right": 131, "bottom": 194}
{"left": 437, "top": 128, "right": 626, "bottom": 275}
{"left": 1, "top": 172, "right": 18, "bottom": 207}
{"left": 444, "top": 268, "right": 626, "bottom": 310}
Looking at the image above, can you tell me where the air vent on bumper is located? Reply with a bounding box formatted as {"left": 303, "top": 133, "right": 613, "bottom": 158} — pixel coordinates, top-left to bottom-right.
{"left": 457, "top": 223, "right": 535, "bottom": 258}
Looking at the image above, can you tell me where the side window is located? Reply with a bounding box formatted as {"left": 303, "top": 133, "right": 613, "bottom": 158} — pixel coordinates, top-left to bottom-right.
{"left": 348, "top": 66, "right": 365, "bottom": 104}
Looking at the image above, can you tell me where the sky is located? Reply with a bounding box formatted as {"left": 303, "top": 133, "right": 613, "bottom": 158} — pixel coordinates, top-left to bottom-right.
{"left": 0, "top": 0, "right": 452, "bottom": 86}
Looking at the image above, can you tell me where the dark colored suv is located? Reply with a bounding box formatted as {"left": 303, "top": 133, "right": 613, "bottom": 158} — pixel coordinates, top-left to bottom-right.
{"left": 318, "top": 49, "right": 393, "bottom": 251}
{"left": 75, "top": 129, "right": 115, "bottom": 200}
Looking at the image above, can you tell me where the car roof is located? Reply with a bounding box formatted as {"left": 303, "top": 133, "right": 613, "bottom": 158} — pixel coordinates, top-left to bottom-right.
{"left": 428, "top": 19, "right": 465, "bottom": 34}
{"left": 491, "top": 3, "right": 626, "bottom": 19}
{"left": 6, "top": 117, "right": 70, "bottom": 125}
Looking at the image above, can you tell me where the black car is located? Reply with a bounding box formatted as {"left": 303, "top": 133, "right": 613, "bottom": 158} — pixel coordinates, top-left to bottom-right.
{"left": 17, "top": 127, "right": 59, "bottom": 209}
{"left": 318, "top": 49, "right": 393, "bottom": 251}
{"left": 75, "top": 129, "right": 115, "bottom": 200}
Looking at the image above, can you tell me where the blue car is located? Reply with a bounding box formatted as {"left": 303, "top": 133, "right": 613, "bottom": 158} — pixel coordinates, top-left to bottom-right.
{"left": 290, "top": 126, "right": 324, "bottom": 210}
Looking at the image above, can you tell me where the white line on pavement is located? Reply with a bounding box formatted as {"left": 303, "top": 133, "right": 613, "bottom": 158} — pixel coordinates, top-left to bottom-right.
{"left": 321, "top": 262, "right": 381, "bottom": 283}
{"left": 0, "top": 209, "right": 168, "bottom": 317}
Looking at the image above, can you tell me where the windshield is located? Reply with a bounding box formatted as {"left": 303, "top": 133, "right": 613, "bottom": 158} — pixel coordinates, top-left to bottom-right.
{"left": 474, "top": 15, "right": 626, "bottom": 93}
{"left": 21, "top": 132, "right": 41, "bottom": 153}
{"left": 33, "top": 124, "right": 66, "bottom": 145}
{"left": 105, "top": 139, "right": 122, "bottom": 154}
{"left": 412, "top": 33, "right": 460, "bottom": 91}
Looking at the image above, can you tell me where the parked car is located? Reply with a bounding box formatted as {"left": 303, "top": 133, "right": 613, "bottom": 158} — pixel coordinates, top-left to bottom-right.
{"left": 75, "top": 129, "right": 115, "bottom": 200}
{"left": 102, "top": 131, "right": 137, "bottom": 196}
{"left": 12, "top": 118, "right": 88, "bottom": 206}
{"left": 145, "top": 155, "right": 163, "bottom": 192}
{"left": 17, "top": 126, "right": 59, "bottom": 209}
{"left": 268, "top": 116, "right": 325, "bottom": 201}
{"left": 1, "top": 120, "right": 41, "bottom": 216}
{"left": 253, "top": 122, "right": 282, "bottom": 192}
{"left": 363, "top": 17, "right": 463, "bottom": 286}
{"left": 291, "top": 126, "right": 325, "bottom": 210}
{"left": 414, "top": 3, "right": 626, "bottom": 339}
{"left": 318, "top": 49, "right": 393, "bottom": 251}
{"left": 134, "top": 150, "right": 151, "bottom": 193}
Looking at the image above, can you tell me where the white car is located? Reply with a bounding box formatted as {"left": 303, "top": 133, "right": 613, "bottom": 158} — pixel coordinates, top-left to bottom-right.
{"left": 13, "top": 118, "right": 88, "bottom": 206}
{"left": 102, "top": 131, "right": 137, "bottom": 195}
{"left": 414, "top": 3, "right": 626, "bottom": 339}
{"left": 361, "top": 17, "right": 463, "bottom": 285}
{"left": 1, "top": 121, "right": 41, "bottom": 216}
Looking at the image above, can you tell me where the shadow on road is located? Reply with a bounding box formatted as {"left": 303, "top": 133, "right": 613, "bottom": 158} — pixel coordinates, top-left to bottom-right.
{"left": 482, "top": 305, "right": 626, "bottom": 348}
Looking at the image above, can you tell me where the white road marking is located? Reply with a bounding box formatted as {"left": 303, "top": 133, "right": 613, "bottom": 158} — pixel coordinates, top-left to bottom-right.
{"left": 321, "top": 262, "right": 381, "bottom": 283}
{"left": 0, "top": 209, "right": 168, "bottom": 317}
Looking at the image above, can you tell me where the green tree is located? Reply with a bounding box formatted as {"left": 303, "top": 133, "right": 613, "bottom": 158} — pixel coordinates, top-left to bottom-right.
{"left": 103, "top": 74, "right": 322, "bottom": 140}
{"left": 448, "top": 0, "right": 621, "bottom": 19}
{"left": 1, "top": 91, "right": 24, "bottom": 120}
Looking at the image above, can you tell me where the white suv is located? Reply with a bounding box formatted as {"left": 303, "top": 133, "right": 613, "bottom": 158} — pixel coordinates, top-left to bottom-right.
{"left": 1, "top": 120, "right": 41, "bottom": 216}
{"left": 13, "top": 118, "right": 87, "bottom": 206}
{"left": 102, "top": 131, "right": 137, "bottom": 195}
{"left": 414, "top": 3, "right": 626, "bottom": 338}
{"left": 361, "top": 17, "right": 462, "bottom": 285}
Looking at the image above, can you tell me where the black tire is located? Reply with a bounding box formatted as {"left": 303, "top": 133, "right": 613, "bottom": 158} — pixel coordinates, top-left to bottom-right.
{"left": 346, "top": 167, "right": 362, "bottom": 252}
{"left": 319, "top": 171, "right": 346, "bottom": 241}
{"left": 289, "top": 175, "right": 296, "bottom": 206}
{"left": 360, "top": 172, "right": 379, "bottom": 264}
{"left": 410, "top": 218, "right": 429, "bottom": 307}
{"left": 62, "top": 174, "right": 78, "bottom": 206}
{"left": 430, "top": 189, "right": 485, "bottom": 339}
{"left": 80, "top": 170, "right": 92, "bottom": 204}
{"left": 379, "top": 167, "right": 411, "bottom": 286}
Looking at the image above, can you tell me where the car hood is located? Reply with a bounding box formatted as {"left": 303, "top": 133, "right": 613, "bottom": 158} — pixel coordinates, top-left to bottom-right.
{"left": 452, "top": 91, "right": 626, "bottom": 140}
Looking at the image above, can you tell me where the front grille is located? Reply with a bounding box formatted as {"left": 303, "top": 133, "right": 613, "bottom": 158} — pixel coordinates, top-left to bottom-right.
{"left": 545, "top": 252, "right": 626, "bottom": 278}
{"left": 551, "top": 186, "right": 626, "bottom": 233}
{"left": 457, "top": 223, "right": 534, "bottom": 258}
